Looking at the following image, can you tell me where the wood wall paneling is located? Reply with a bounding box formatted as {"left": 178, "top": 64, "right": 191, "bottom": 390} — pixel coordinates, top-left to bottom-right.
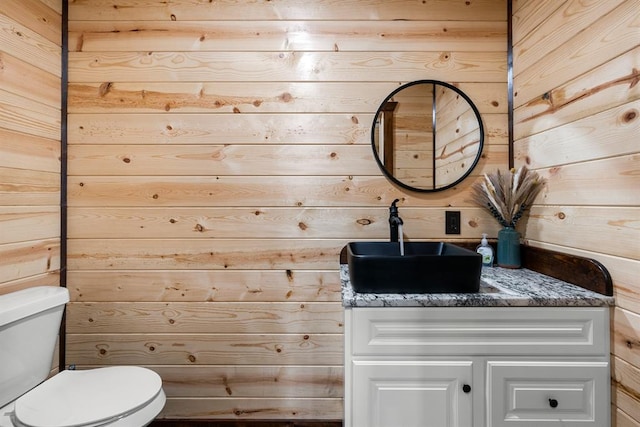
{"left": 512, "top": 1, "right": 640, "bottom": 425}
{"left": 66, "top": 0, "right": 508, "bottom": 420}
{"left": 2, "top": 0, "right": 62, "bottom": 45}
{"left": 0, "top": 11, "right": 61, "bottom": 77}
{"left": 67, "top": 270, "right": 341, "bottom": 303}
{"left": 513, "top": 0, "right": 639, "bottom": 109}
{"left": 67, "top": 20, "right": 507, "bottom": 53}
{"left": 513, "top": 46, "right": 640, "bottom": 141}
{"left": 67, "top": 0, "right": 507, "bottom": 22}
{"left": 4, "top": 0, "right": 636, "bottom": 423}
{"left": 0, "top": 1, "right": 62, "bottom": 296}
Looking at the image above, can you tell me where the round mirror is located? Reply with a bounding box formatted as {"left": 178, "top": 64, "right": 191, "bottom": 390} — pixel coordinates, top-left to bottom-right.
{"left": 372, "top": 80, "right": 484, "bottom": 192}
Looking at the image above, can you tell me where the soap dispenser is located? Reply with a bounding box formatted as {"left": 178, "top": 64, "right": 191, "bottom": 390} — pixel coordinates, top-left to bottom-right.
{"left": 476, "top": 233, "right": 494, "bottom": 266}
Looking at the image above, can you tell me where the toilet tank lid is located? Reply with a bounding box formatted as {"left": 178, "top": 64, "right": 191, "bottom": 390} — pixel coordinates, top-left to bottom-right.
{"left": 0, "top": 286, "right": 69, "bottom": 328}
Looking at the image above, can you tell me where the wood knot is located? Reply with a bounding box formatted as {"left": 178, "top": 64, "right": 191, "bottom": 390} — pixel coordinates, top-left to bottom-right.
{"left": 298, "top": 222, "right": 307, "bottom": 230}
{"left": 122, "top": 157, "right": 130, "bottom": 163}
{"left": 188, "top": 354, "right": 196, "bottom": 362}
{"left": 194, "top": 223, "right": 205, "bottom": 232}
{"left": 280, "top": 92, "right": 292, "bottom": 102}
{"left": 98, "top": 82, "right": 112, "bottom": 97}
{"left": 623, "top": 109, "right": 637, "bottom": 123}
{"left": 557, "top": 212, "right": 566, "bottom": 220}
{"left": 357, "top": 218, "right": 372, "bottom": 226}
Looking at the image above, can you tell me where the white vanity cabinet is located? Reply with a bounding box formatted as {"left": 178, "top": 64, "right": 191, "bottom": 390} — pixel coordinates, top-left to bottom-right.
{"left": 344, "top": 306, "right": 610, "bottom": 427}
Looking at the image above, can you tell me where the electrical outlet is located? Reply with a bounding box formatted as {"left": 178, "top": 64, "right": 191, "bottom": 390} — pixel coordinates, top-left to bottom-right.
{"left": 445, "top": 211, "right": 461, "bottom": 234}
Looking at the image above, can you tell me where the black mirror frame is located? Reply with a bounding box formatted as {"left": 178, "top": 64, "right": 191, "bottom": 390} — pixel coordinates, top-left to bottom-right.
{"left": 371, "top": 79, "right": 485, "bottom": 192}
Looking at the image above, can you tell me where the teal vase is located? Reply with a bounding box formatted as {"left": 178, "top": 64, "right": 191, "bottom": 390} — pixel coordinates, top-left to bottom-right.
{"left": 497, "top": 227, "right": 521, "bottom": 268}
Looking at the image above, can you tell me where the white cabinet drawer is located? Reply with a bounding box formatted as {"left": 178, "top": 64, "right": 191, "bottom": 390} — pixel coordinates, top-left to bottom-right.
{"left": 487, "top": 361, "right": 609, "bottom": 426}
{"left": 350, "top": 307, "right": 608, "bottom": 357}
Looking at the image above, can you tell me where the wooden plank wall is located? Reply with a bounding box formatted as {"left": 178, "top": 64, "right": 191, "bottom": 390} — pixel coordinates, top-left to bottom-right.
{"left": 0, "top": 0, "right": 62, "bottom": 294}
{"left": 511, "top": 1, "right": 640, "bottom": 426}
{"left": 434, "top": 84, "right": 481, "bottom": 188}
{"left": 390, "top": 84, "right": 434, "bottom": 188}
{"left": 66, "top": 0, "right": 507, "bottom": 420}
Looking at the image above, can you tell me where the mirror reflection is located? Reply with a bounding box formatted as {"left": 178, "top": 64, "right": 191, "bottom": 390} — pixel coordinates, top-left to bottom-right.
{"left": 372, "top": 80, "right": 484, "bottom": 192}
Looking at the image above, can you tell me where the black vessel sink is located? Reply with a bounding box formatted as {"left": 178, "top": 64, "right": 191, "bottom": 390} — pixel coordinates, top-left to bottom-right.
{"left": 346, "top": 241, "right": 482, "bottom": 294}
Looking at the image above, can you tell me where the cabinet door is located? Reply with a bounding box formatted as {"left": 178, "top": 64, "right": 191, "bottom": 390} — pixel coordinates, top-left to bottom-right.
{"left": 352, "top": 360, "right": 473, "bottom": 427}
{"left": 487, "top": 361, "right": 609, "bottom": 426}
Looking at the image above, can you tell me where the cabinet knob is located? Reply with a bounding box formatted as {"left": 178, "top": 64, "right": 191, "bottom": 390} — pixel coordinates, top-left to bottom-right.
{"left": 462, "top": 384, "right": 471, "bottom": 393}
{"left": 549, "top": 398, "right": 558, "bottom": 408}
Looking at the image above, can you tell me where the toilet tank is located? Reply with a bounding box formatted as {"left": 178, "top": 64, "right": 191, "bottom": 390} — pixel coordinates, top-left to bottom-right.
{"left": 0, "top": 286, "right": 69, "bottom": 408}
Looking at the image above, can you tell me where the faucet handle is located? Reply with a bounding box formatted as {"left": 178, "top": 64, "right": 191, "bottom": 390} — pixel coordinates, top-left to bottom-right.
{"left": 390, "top": 199, "right": 401, "bottom": 215}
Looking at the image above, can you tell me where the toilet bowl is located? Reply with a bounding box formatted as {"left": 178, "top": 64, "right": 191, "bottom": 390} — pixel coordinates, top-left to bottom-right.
{"left": 0, "top": 367, "right": 165, "bottom": 427}
{"left": 0, "top": 287, "right": 166, "bottom": 427}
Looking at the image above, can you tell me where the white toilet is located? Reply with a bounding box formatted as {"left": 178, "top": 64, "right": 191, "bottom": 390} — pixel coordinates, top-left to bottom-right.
{"left": 0, "top": 286, "right": 166, "bottom": 427}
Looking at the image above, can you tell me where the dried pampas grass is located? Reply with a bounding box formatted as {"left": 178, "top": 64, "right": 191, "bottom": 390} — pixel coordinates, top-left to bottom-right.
{"left": 471, "top": 166, "right": 546, "bottom": 228}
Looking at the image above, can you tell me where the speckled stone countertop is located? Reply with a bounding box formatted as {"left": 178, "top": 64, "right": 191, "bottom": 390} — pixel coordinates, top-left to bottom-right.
{"left": 341, "top": 264, "right": 615, "bottom": 308}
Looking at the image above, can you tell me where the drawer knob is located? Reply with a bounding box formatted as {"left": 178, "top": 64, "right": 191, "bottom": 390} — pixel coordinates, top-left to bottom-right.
{"left": 549, "top": 398, "right": 559, "bottom": 408}
{"left": 462, "top": 384, "right": 471, "bottom": 393}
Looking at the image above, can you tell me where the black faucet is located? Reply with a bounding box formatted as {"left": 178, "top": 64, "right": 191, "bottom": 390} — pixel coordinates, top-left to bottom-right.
{"left": 388, "top": 199, "right": 404, "bottom": 242}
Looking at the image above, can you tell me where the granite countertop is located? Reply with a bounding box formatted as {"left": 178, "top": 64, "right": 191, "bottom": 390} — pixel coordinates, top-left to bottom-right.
{"left": 341, "top": 264, "right": 615, "bottom": 308}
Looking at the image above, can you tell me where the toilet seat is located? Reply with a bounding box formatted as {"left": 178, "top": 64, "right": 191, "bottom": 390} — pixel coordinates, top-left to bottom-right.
{"left": 13, "top": 366, "right": 162, "bottom": 427}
